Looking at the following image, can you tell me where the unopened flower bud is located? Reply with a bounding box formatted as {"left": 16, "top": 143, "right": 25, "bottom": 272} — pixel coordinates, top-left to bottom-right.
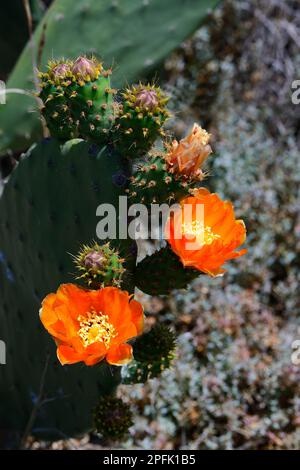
{"left": 135, "top": 88, "right": 159, "bottom": 111}
{"left": 72, "top": 56, "right": 99, "bottom": 79}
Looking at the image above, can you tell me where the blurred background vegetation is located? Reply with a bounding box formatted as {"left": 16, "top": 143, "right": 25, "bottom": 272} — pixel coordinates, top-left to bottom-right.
{"left": 1, "top": 0, "right": 300, "bottom": 450}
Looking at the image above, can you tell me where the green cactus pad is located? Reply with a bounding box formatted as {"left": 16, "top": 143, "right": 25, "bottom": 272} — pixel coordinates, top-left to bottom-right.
{"left": 122, "top": 324, "right": 176, "bottom": 384}
{"left": 122, "top": 355, "right": 174, "bottom": 384}
{"left": 128, "top": 155, "right": 193, "bottom": 204}
{"left": 0, "top": 138, "right": 136, "bottom": 440}
{"left": 133, "top": 324, "right": 176, "bottom": 363}
{"left": 134, "top": 246, "right": 200, "bottom": 295}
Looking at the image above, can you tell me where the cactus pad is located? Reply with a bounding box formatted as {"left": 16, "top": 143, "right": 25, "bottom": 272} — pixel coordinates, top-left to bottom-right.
{"left": 122, "top": 324, "right": 176, "bottom": 384}
{"left": 128, "top": 155, "right": 193, "bottom": 204}
{"left": 0, "top": 138, "right": 135, "bottom": 440}
{"left": 0, "top": 0, "right": 219, "bottom": 157}
{"left": 134, "top": 246, "right": 199, "bottom": 295}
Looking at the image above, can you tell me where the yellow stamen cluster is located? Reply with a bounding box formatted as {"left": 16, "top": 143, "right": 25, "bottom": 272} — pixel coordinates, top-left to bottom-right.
{"left": 182, "top": 221, "right": 221, "bottom": 245}
{"left": 78, "top": 309, "right": 117, "bottom": 348}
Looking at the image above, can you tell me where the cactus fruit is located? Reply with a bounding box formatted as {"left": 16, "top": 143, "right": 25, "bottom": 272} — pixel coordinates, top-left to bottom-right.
{"left": 122, "top": 324, "right": 176, "bottom": 384}
{"left": 114, "top": 84, "right": 170, "bottom": 159}
{"left": 93, "top": 396, "right": 133, "bottom": 440}
{"left": 73, "top": 242, "right": 125, "bottom": 289}
{"left": 38, "top": 57, "right": 115, "bottom": 143}
{"left": 134, "top": 246, "right": 200, "bottom": 295}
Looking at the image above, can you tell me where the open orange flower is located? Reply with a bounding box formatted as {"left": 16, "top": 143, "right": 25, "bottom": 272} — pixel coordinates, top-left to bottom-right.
{"left": 166, "top": 123, "right": 212, "bottom": 180}
{"left": 165, "top": 188, "right": 247, "bottom": 276}
{"left": 40, "top": 284, "right": 144, "bottom": 366}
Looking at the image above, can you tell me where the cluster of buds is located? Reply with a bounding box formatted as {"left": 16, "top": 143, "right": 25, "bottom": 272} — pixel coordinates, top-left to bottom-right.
{"left": 40, "top": 56, "right": 104, "bottom": 85}
{"left": 38, "top": 56, "right": 115, "bottom": 142}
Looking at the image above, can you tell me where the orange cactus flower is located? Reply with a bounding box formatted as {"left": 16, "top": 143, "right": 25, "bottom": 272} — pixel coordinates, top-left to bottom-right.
{"left": 165, "top": 188, "right": 247, "bottom": 276}
{"left": 166, "top": 123, "right": 212, "bottom": 180}
{"left": 40, "top": 284, "right": 144, "bottom": 366}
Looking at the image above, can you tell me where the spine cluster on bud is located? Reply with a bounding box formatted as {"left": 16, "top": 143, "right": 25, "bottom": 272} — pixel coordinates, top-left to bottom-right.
{"left": 73, "top": 242, "right": 125, "bottom": 289}
{"left": 127, "top": 154, "right": 192, "bottom": 205}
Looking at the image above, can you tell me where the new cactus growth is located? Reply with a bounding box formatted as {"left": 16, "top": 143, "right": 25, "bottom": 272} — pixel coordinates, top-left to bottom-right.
{"left": 122, "top": 324, "right": 176, "bottom": 384}
{"left": 114, "top": 84, "right": 170, "bottom": 159}
{"left": 38, "top": 57, "right": 115, "bottom": 143}
{"left": 73, "top": 242, "right": 125, "bottom": 289}
{"left": 134, "top": 246, "right": 200, "bottom": 295}
{"left": 0, "top": 0, "right": 220, "bottom": 158}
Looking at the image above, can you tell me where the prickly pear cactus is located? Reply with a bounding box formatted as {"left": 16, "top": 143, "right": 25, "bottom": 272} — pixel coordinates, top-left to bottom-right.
{"left": 122, "top": 325, "right": 176, "bottom": 384}
{"left": 0, "top": 50, "right": 246, "bottom": 447}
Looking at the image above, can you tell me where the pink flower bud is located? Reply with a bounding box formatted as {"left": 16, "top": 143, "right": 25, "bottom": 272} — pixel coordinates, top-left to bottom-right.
{"left": 72, "top": 57, "right": 97, "bottom": 78}
{"left": 135, "top": 88, "right": 159, "bottom": 111}
{"left": 84, "top": 251, "right": 106, "bottom": 272}
{"left": 52, "top": 63, "right": 70, "bottom": 79}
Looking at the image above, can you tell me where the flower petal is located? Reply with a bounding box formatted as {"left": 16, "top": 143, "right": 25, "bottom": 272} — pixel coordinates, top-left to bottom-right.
{"left": 106, "top": 343, "right": 133, "bottom": 366}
